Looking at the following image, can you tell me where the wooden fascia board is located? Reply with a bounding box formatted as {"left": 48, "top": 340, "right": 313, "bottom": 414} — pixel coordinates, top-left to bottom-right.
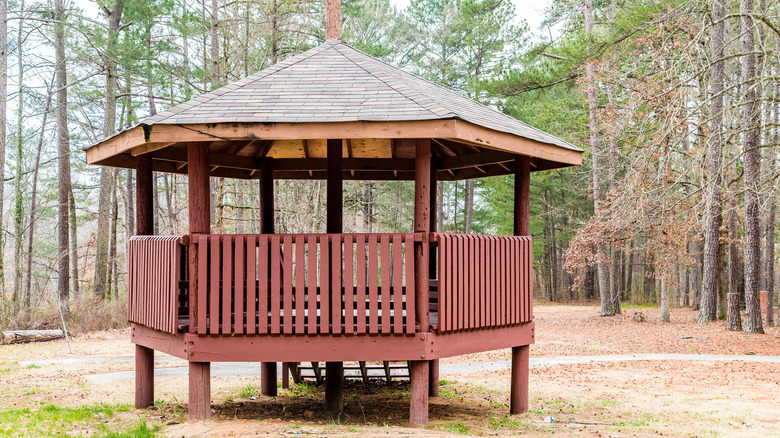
{"left": 451, "top": 120, "right": 583, "bottom": 167}
{"left": 86, "top": 120, "right": 459, "bottom": 165}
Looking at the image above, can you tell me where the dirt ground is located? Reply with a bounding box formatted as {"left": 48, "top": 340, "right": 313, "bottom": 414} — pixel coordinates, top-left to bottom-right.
{"left": 1, "top": 303, "right": 779, "bottom": 437}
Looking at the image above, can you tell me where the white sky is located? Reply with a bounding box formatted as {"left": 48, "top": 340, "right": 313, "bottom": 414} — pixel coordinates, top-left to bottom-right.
{"left": 388, "top": 0, "right": 553, "bottom": 34}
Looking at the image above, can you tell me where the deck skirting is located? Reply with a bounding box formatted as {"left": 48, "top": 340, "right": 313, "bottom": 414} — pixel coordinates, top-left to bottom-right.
{"left": 131, "top": 321, "right": 533, "bottom": 363}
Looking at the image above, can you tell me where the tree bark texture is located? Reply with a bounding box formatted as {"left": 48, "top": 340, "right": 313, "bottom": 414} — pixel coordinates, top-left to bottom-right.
{"left": 55, "top": 0, "right": 71, "bottom": 313}
{"left": 740, "top": 0, "right": 763, "bottom": 334}
{"left": 699, "top": 0, "right": 725, "bottom": 323}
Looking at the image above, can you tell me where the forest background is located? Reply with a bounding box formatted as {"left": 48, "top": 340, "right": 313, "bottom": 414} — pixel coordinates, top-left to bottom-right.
{"left": 0, "top": 0, "right": 778, "bottom": 335}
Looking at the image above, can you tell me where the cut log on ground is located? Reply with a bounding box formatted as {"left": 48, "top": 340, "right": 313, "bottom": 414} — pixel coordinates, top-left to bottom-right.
{"left": 1, "top": 329, "right": 65, "bottom": 344}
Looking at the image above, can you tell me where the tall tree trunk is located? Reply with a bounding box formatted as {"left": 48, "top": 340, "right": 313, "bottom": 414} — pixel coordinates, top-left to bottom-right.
{"left": 0, "top": 0, "right": 7, "bottom": 317}
{"left": 726, "top": 197, "right": 742, "bottom": 330}
{"left": 94, "top": 1, "right": 124, "bottom": 299}
{"left": 584, "top": 0, "right": 612, "bottom": 316}
{"left": 210, "top": 0, "right": 219, "bottom": 86}
{"left": 13, "top": 0, "right": 25, "bottom": 312}
{"left": 69, "top": 187, "right": 79, "bottom": 304}
{"left": 25, "top": 91, "right": 51, "bottom": 314}
{"left": 699, "top": 0, "right": 726, "bottom": 323}
{"left": 770, "top": 37, "right": 780, "bottom": 326}
{"left": 164, "top": 174, "right": 175, "bottom": 233}
{"left": 740, "top": 0, "right": 763, "bottom": 334}
{"left": 109, "top": 171, "right": 119, "bottom": 299}
{"left": 55, "top": 0, "right": 71, "bottom": 314}
{"left": 464, "top": 180, "right": 474, "bottom": 233}
{"left": 759, "top": 2, "right": 775, "bottom": 327}
{"left": 660, "top": 277, "right": 670, "bottom": 322}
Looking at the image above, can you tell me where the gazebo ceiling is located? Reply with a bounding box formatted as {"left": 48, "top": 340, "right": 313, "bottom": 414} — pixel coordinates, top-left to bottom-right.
{"left": 86, "top": 41, "right": 582, "bottom": 181}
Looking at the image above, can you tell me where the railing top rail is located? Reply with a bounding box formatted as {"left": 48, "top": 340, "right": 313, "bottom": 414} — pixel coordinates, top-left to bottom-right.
{"left": 129, "top": 235, "right": 188, "bottom": 244}
{"left": 431, "top": 232, "right": 531, "bottom": 241}
{"left": 190, "top": 232, "right": 424, "bottom": 242}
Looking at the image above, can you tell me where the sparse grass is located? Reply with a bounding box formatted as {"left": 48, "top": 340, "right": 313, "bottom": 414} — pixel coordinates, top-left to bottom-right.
{"left": 238, "top": 385, "right": 259, "bottom": 398}
{"left": 438, "top": 380, "right": 460, "bottom": 399}
{"left": 97, "top": 419, "right": 160, "bottom": 437}
{"left": 444, "top": 422, "right": 470, "bottom": 435}
{"left": 0, "top": 403, "right": 137, "bottom": 437}
{"left": 487, "top": 415, "right": 523, "bottom": 430}
{"left": 281, "top": 381, "right": 317, "bottom": 397}
{"left": 25, "top": 364, "right": 40, "bottom": 370}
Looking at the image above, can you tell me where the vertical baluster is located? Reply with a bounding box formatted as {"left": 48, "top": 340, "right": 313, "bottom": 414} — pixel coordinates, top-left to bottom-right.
{"left": 234, "top": 236, "right": 245, "bottom": 334}
{"left": 392, "top": 235, "right": 403, "bottom": 334}
{"left": 307, "top": 235, "right": 317, "bottom": 334}
{"left": 246, "top": 236, "right": 257, "bottom": 335}
{"left": 209, "top": 236, "right": 220, "bottom": 334}
{"left": 270, "top": 235, "right": 281, "bottom": 334}
{"left": 222, "top": 236, "right": 233, "bottom": 334}
{"left": 405, "top": 234, "right": 416, "bottom": 334}
{"left": 197, "top": 236, "right": 207, "bottom": 334}
{"left": 368, "top": 234, "right": 379, "bottom": 334}
{"left": 356, "top": 235, "right": 367, "bottom": 334}
{"left": 380, "top": 235, "right": 391, "bottom": 333}
{"left": 295, "top": 236, "right": 305, "bottom": 334}
{"left": 331, "top": 236, "right": 342, "bottom": 334}
{"left": 258, "top": 235, "right": 269, "bottom": 334}
{"left": 320, "top": 235, "right": 330, "bottom": 334}
{"left": 283, "top": 236, "right": 293, "bottom": 334}
{"left": 344, "top": 235, "right": 354, "bottom": 334}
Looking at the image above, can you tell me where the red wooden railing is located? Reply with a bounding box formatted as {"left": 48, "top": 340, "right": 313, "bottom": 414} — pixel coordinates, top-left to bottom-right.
{"left": 127, "top": 236, "right": 186, "bottom": 334}
{"left": 191, "top": 233, "right": 420, "bottom": 336}
{"left": 434, "top": 233, "right": 532, "bottom": 332}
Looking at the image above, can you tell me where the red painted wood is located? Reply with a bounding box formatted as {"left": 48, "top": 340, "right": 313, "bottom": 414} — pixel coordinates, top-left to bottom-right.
{"left": 136, "top": 154, "right": 154, "bottom": 236}
{"left": 325, "top": 361, "right": 344, "bottom": 413}
{"left": 208, "top": 236, "right": 219, "bottom": 334}
{"left": 468, "top": 237, "right": 475, "bottom": 329}
{"left": 188, "top": 361, "right": 211, "bottom": 420}
{"left": 380, "top": 235, "right": 391, "bottom": 333}
{"left": 344, "top": 235, "right": 354, "bottom": 333}
{"left": 307, "top": 235, "right": 317, "bottom": 334}
{"left": 135, "top": 345, "right": 154, "bottom": 408}
{"left": 414, "top": 139, "right": 431, "bottom": 334}
{"left": 187, "top": 142, "right": 210, "bottom": 234}
{"left": 428, "top": 359, "right": 439, "bottom": 397}
{"left": 331, "top": 236, "right": 342, "bottom": 335}
{"left": 270, "top": 235, "right": 281, "bottom": 334}
{"left": 295, "top": 236, "right": 305, "bottom": 334}
{"left": 258, "top": 235, "right": 269, "bottom": 334}
{"left": 404, "top": 234, "right": 415, "bottom": 334}
{"left": 514, "top": 156, "right": 531, "bottom": 236}
{"left": 246, "top": 235, "right": 257, "bottom": 335}
{"left": 392, "top": 234, "right": 403, "bottom": 334}
{"left": 510, "top": 345, "right": 530, "bottom": 414}
{"left": 409, "top": 360, "right": 429, "bottom": 427}
{"left": 356, "top": 235, "right": 367, "bottom": 334}
{"left": 222, "top": 236, "right": 232, "bottom": 334}
{"left": 283, "top": 235, "right": 293, "bottom": 334}
{"left": 261, "top": 362, "right": 277, "bottom": 396}
{"left": 320, "top": 236, "right": 330, "bottom": 334}
{"left": 326, "top": 139, "right": 343, "bottom": 234}
{"left": 368, "top": 234, "right": 379, "bottom": 333}
{"left": 528, "top": 238, "right": 534, "bottom": 322}
{"left": 260, "top": 158, "right": 274, "bottom": 234}
{"left": 437, "top": 235, "right": 446, "bottom": 331}
{"left": 234, "top": 235, "right": 245, "bottom": 334}
{"left": 457, "top": 235, "right": 464, "bottom": 331}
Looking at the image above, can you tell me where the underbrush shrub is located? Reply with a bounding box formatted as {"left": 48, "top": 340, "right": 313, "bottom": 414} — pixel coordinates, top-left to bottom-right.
{"left": 0, "top": 295, "right": 129, "bottom": 334}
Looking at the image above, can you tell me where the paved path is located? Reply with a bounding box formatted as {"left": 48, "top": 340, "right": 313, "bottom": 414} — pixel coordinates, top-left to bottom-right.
{"left": 21, "top": 354, "right": 780, "bottom": 384}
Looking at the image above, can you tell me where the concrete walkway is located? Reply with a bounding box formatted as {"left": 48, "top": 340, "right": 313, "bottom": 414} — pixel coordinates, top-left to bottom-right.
{"left": 20, "top": 353, "right": 780, "bottom": 384}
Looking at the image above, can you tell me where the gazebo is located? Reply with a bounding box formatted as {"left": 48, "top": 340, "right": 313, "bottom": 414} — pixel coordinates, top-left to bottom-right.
{"left": 85, "top": 3, "right": 581, "bottom": 427}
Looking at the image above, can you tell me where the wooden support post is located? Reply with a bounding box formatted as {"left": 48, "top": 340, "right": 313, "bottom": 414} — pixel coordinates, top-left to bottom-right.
{"left": 510, "top": 345, "right": 530, "bottom": 414}
{"left": 409, "top": 360, "right": 429, "bottom": 427}
{"left": 327, "top": 139, "right": 343, "bottom": 234}
{"left": 282, "top": 362, "right": 290, "bottom": 389}
{"left": 135, "top": 155, "right": 154, "bottom": 408}
{"left": 187, "top": 143, "right": 211, "bottom": 419}
{"left": 325, "top": 139, "right": 344, "bottom": 413}
{"left": 414, "top": 139, "right": 431, "bottom": 332}
{"left": 135, "top": 345, "right": 154, "bottom": 408}
{"left": 325, "top": 361, "right": 344, "bottom": 413}
{"left": 510, "top": 155, "right": 531, "bottom": 415}
{"left": 428, "top": 159, "right": 439, "bottom": 397}
{"left": 260, "top": 158, "right": 277, "bottom": 396}
{"left": 514, "top": 156, "right": 530, "bottom": 237}
{"left": 189, "top": 362, "right": 211, "bottom": 420}
{"left": 428, "top": 359, "right": 439, "bottom": 397}
{"left": 261, "top": 362, "right": 277, "bottom": 396}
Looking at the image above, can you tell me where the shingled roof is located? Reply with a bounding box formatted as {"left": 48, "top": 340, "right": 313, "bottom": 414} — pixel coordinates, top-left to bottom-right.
{"left": 86, "top": 40, "right": 582, "bottom": 180}
{"left": 144, "top": 41, "right": 579, "bottom": 152}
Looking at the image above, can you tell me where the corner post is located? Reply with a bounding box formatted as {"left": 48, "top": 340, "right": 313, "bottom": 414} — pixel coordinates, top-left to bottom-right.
{"left": 187, "top": 142, "right": 211, "bottom": 420}
{"left": 325, "top": 138, "right": 344, "bottom": 413}
{"left": 428, "top": 159, "right": 439, "bottom": 398}
{"left": 411, "top": 138, "right": 431, "bottom": 427}
{"left": 135, "top": 154, "right": 154, "bottom": 409}
{"left": 510, "top": 155, "right": 531, "bottom": 415}
{"left": 259, "top": 157, "right": 278, "bottom": 397}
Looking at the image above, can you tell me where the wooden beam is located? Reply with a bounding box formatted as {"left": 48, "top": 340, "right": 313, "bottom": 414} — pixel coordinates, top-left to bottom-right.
{"left": 409, "top": 360, "right": 429, "bottom": 427}
{"left": 86, "top": 120, "right": 460, "bottom": 164}
{"left": 327, "top": 139, "right": 343, "bottom": 234}
{"left": 188, "top": 362, "right": 211, "bottom": 420}
{"left": 261, "top": 362, "right": 277, "bottom": 397}
{"left": 514, "top": 156, "right": 531, "bottom": 236}
{"left": 259, "top": 158, "right": 274, "bottom": 234}
{"left": 510, "top": 345, "right": 530, "bottom": 414}
{"left": 187, "top": 142, "right": 210, "bottom": 234}
{"left": 135, "top": 345, "right": 154, "bottom": 409}
{"left": 136, "top": 154, "right": 154, "bottom": 236}
{"left": 325, "top": 361, "right": 344, "bottom": 412}
{"left": 414, "top": 139, "right": 431, "bottom": 334}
